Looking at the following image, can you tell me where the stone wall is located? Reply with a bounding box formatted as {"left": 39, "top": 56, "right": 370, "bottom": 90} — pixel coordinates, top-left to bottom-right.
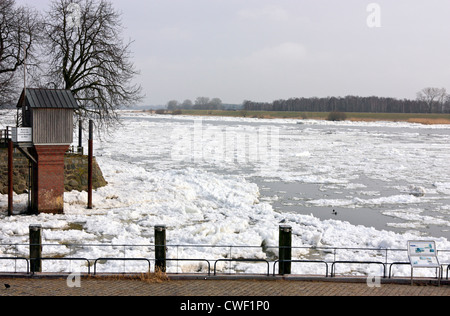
{"left": 64, "top": 153, "right": 108, "bottom": 192}
{"left": 0, "top": 148, "right": 107, "bottom": 194}
{"left": 0, "top": 149, "right": 29, "bottom": 194}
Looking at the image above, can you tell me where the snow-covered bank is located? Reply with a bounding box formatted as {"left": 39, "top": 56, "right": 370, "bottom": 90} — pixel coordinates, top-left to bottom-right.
{"left": 1, "top": 110, "right": 449, "bottom": 276}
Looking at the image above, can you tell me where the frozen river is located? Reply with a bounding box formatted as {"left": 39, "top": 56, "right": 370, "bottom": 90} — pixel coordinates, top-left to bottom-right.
{"left": 1, "top": 110, "right": 449, "bottom": 274}
{"left": 123, "top": 113, "right": 450, "bottom": 240}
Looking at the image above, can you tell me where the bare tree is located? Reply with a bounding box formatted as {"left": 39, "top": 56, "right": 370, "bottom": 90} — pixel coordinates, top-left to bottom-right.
{"left": 0, "top": 0, "right": 41, "bottom": 106}
{"left": 181, "top": 99, "right": 193, "bottom": 109}
{"left": 194, "top": 97, "right": 210, "bottom": 110}
{"left": 43, "top": 0, "right": 143, "bottom": 128}
{"left": 416, "top": 87, "right": 448, "bottom": 113}
{"left": 167, "top": 100, "right": 179, "bottom": 110}
{"left": 210, "top": 98, "right": 223, "bottom": 110}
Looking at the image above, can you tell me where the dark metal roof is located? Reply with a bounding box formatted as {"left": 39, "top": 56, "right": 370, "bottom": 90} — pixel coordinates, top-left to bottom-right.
{"left": 17, "top": 88, "right": 79, "bottom": 109}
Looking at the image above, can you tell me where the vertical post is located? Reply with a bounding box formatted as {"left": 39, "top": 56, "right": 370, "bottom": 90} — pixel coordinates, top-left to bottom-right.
{"left": 279, "top": 225, "right": 292, "bottom": 275}
{"left": 29, "top": 225, "right": 42, "bottom": 273}
{"left": 87, "top": 120, "right": 93, "bottom": 209}
{"left": 78, "top": 119, "right": 83, "bottom": 155}
{"left": 155, "top": 225, "right": 167, "bottom": 272}
{"left": 8, "top": 138, "right": 13, "bottom": 216}
{"left": 27, "top": 160, "right": 32, "bottom": 214}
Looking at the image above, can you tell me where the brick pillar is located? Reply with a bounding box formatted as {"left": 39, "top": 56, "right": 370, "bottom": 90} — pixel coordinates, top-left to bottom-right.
{"left": 32, "top": 145, "right": 69, "bottom": 214}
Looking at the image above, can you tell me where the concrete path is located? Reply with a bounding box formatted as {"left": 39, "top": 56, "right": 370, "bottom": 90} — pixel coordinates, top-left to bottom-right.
{"left": 0, "top": 276, "right": 449, "bottom": 297}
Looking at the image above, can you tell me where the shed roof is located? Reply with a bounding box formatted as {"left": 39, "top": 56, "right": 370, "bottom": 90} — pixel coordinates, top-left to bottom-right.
{"left": 17, "top": 88, "right": 79, "bottom": 109}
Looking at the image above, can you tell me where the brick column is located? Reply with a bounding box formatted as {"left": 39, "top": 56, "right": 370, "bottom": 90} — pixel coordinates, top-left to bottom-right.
{"left": 32, "top": 145, "right": 69, "bottom": 214}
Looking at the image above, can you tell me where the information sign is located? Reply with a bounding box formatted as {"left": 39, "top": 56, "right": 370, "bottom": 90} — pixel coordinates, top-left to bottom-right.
{"left": 407, "top": 241, "right": 441, "bottom": 285}
{"left": 11, "top": 127, "right": 32, "bottom": 143}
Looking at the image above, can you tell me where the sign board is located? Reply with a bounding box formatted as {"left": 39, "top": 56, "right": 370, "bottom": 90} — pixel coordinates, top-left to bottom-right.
{"left": 408, "top": 240, "right": 441, "bottom": 285}
{"left": 410, "top": 256, "right": 439, "bottom": 267}
{"left": 11, "top": 127, "right": 32, "bottom": 143}
{"left": 407, "top": 241, "right": 439, "bottom": 267}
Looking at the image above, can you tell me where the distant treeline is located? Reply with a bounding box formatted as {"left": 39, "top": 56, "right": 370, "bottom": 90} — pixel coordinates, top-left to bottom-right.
{"left": 167, "top": 97, "right": 242, "bottom": 111}
{"left": 243, "top": 96, "right": 450, "bottom": 114}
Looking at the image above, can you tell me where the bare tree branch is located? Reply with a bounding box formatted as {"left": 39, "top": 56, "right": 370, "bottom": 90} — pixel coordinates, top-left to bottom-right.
{"left": 0, "top": 0, "right": 41, "bottom": 106}
{"left": 416, "top": 87, "right": 448, "bottom": 114}
{"left": 43, "top": 0, "right": 143, "bottom": 129}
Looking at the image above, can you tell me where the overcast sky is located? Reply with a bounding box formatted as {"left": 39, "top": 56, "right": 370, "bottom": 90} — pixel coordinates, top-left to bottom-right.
{"left": 15, "top": 0, "right": 450, "bottom": 106}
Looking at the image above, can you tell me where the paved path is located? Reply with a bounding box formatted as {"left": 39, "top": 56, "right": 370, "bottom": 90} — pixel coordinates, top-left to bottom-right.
{"left": 0, "top": 277, "right": 449, "bottom": 297}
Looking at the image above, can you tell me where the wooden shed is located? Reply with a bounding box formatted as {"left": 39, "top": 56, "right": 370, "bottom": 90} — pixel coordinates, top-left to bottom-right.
{"left": 17, "top": 88, "right": 78, "bottom": 145}
{"left": 16, "top": 88, "right": 79, "bottom": 214}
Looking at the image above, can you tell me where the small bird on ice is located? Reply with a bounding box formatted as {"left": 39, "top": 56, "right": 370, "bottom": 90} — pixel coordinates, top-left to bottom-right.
{"left": 332, "top": 209, "right": 338, "bottom": 216}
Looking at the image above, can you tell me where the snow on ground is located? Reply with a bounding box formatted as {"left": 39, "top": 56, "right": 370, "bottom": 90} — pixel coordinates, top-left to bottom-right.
{"left": 0, "top": 110, "right": 449, "bottom": 276}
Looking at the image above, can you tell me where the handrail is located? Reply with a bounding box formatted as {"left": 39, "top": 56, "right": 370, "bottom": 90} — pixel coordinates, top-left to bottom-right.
{"left": 0, "top": 129, "right": 10, "bottom": 146}
{"left": 445, "top": 264, "right": 449, "bottom": 280}
{"left": 273, "top": 259, "right": 329, "bottom": 277}
{"left": 331, "top": 261, "right": 386, "bottom": 278}
{"left": 213, "top": 259, "right": 270, "bottom": 276}
{"left": 388, "top": 262, "right": 410, "bottom": 278}
{"left": 165, "top": 258, "right": 211, "bottom": 276}
{"left": 39, "top": 257, "right": 91, "bottom": 275}
{"left": 0, "top": 242, "right": 448, "bottom": 278}
{"left": 93, "top": 258, "right": 151, "bottom": 275}
{"left": 0, "top": 257, "right": 30, "bottom": 274}
{"left": 0, "top": 129, "right": 11, "bottom": 139}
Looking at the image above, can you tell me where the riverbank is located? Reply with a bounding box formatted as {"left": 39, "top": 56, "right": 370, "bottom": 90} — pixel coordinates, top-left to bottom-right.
{"left": 143, "top": 109, "right": 450, "bottom": 125}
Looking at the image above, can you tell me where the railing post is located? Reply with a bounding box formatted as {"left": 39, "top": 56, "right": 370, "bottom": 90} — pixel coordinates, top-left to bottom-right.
{"left": 29, "top": 225, "right": 42, "bottom": 273}
{"left": 87, "top": 120, "right": 93, "bottom": 209}
{"left": 8, "top": 138, "right": 13, "bottom": 216}
{"left": 155, "top": 225, "right": 167, "bottom": 272}
{"left": 279, "top": 225, "right": 292, "bottom": 275}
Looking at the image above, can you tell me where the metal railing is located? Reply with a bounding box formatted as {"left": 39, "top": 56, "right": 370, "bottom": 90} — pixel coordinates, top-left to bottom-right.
{"left": 93, "top": 258, "right": 151, "bottom": 275}
{"left": 0, "top": 242, "right": 448, "bottom": 280}
{"left": 273, "top": 259, "right": 329, "bottom": 277}
{"left": 213, "top": 259, "right": 271, "bottom": 276}
{"left": 0, "top": 257, "right": 30, "bottom": 273}
{"left": 66, "top": 145, "right": 84, "bottom": 155}
{"left": 0, "top": 128, "right": 11, "bottom": 146}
